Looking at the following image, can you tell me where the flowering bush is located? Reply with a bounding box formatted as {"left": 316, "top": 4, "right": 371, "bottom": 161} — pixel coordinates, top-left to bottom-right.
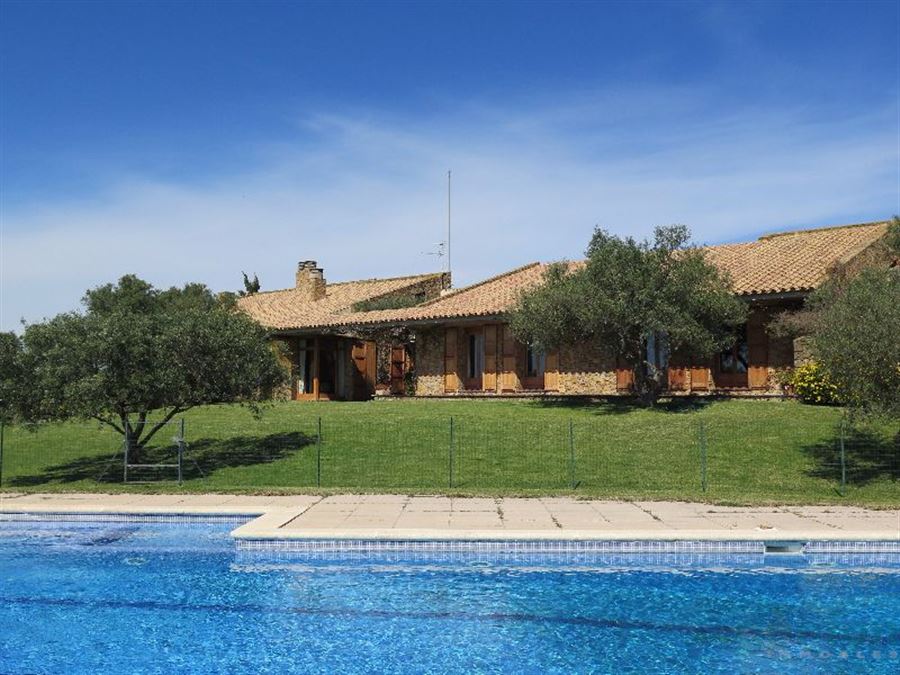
{"left": 785, "top": 362, "right": 841, "bottom": 405}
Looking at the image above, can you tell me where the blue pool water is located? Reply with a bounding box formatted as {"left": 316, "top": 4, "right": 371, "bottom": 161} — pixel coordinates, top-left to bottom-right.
{"left": 1, "top": 519, "right": 898, "bottom": 674}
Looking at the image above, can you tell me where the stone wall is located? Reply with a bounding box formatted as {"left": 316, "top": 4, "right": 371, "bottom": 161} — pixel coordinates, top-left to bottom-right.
{"left": 362, "top": 273, "right": 449, "bottom": 310}
{"left": 557, "top": 342, "right": 618, "bottom": 395}
{"left": 413, "top": 327, "right": 445, "bottom": 396}
{"left": 410, "top": 308, "right": 802, "bottom": 398}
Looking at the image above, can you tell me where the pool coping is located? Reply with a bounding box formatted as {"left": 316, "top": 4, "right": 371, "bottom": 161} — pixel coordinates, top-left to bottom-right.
{"left": 1, "top": 507, "right": 897, "bottom": 544}
{"left": 2, "top": 494, "right": 897, "bottom": 544}
{"left": 3, "top": 510, "right": 898, "bottom": 556}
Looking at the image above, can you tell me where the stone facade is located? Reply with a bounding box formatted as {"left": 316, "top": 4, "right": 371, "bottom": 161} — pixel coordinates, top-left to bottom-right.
{"left": 412, "top": 328, "right": 445, "bottom": 396}
{"left": 557, "top": 342, "right": 618, "bottom": 395}
{"left": 357, "top": 273, "right": 449, "bottom": 311}
{"left": 409, "top": 305, "right": 800, "bottom": 398}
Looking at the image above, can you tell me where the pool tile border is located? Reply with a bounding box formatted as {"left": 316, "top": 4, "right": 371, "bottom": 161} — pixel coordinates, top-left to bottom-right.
{"left": 233, "top": 538, "right": 900, "bottom": 554}
{"left": 2, "top": 511, "right": 898, "bottom": 554}
{"left": 0, "top": 511, "right": 255, "bottom": 524}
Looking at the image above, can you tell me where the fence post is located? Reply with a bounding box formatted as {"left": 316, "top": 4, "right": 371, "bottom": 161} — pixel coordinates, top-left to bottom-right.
{"left": 568, "top": 420, "right": 576, "bottom": 490}
{"left": 316, "top": 416, "right": 322, "bottom": 489}
{"left": 698, "top": 420, "right": 708, "bottom": 493}
{"left": 839, "top": 416, "right": 847, "bottom": 496}
{"left": 177, "top": 418, "right": 185, "bottom": 485}
{"left": 449, "top": 416, "right": 455, "bottom": 489}
{"left": 123, "top": 434, "right": 130, "bottom": 483}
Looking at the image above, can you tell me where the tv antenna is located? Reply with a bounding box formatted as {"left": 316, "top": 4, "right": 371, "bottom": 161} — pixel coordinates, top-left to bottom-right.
{"left": 422, "top": 241, "right": 446, "bottom": 266}
{"left": 420, "top": 170, "right": 453, "bottom": 287}
{"left": 446, "top": 169, "right": 452, "bottom": 286}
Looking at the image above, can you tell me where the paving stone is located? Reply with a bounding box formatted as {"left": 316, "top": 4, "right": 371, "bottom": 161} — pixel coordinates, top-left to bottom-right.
{"left": 4, "top": 493, "right": 899, "bottom": 540}
{"left": 404, "top": 497, "right": 453, "bottom": 512}
{"left": 451, "top": 498, "right": 497, "bottom": 512}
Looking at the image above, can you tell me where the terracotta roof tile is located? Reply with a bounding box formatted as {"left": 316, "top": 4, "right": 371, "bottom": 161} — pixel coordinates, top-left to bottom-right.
{"left": 342, "top": 221, "right": 888, "bottom": 326}
{"left": 240, "top": 221, "right": 890, "bottom": 330}
{"left": 703, "top": 220, "right": 888, "bottom": 296}
{"left": 236, "top": 273, "right": 443, "bottom": 330}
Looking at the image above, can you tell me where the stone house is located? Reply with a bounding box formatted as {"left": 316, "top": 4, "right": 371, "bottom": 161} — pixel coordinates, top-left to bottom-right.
{"left": 236, "top": 261, "right": 448, "bottom": 400}
{"left": 237, "top": 221, "right": 892, "bottom": 400}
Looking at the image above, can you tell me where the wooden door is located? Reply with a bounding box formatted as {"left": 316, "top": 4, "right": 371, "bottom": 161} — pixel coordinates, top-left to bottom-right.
{"left": 351, "top": 340, "right": 376, "bottom": 400}
{"left": 716, "top": 325, "right": 749, "bottom": 389}
{"left": 444, "top": 328, "right": 459, "bottom": 392}
{"left": 747, "top": 312, "right": 769, "bottom": 390}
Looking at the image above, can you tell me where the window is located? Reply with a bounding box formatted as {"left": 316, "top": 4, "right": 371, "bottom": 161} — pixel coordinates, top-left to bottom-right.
{"left": 296, "top": 339, "right": 311, "bottom": 394}
{"left": 646, "top": 332, "right": 669, "bottom": 370}
{"left": 467, "top": 333, "right": 484, "bottom": 379}
{"left": 720, "top": 325, "right": 748, "bottom": 374}
{"left": 526, "top": 345, "right": 545, "bottom": 377}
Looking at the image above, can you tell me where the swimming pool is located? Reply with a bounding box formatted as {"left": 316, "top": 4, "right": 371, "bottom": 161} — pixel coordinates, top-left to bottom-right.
{"left": 1, "top": 517, "right": 898, "bottom": 674}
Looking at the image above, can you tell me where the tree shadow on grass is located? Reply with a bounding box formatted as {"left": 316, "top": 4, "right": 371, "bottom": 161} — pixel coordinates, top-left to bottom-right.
{"left": 183, "top": 432, "right": 314, "bottom": 479}
{"left": 801, "top": 426, "right": 900, "bottom": 487}
{"left": 527, "top": 396, "right": 715, "bottom": 416}
{"left": 5, "top": 432, "right": 314, "bottom": 487}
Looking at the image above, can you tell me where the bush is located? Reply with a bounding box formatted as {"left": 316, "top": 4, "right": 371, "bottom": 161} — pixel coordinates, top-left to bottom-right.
{"left": 784, "top": 362, "right": 841, "bottom": 405}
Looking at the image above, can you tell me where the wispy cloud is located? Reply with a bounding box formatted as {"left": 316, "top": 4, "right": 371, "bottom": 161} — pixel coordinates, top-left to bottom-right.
{"left": 2, "top": 87, "right": 897, "bottom": 331}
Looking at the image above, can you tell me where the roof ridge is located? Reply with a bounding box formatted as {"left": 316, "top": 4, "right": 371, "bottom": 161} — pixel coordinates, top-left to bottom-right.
{"left": 757, "top": 220, "right": 888, "bottom": 241}
{"left": 243, "top": 271, "right": 443, "bottom": 297}
{"left": 327, "top": 271, "right": 444, "bottom": 287}
{"left": 412, "top": 262, "right": 542, "bottom": 307}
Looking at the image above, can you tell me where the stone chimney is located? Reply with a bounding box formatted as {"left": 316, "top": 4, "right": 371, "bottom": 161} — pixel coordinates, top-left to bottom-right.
{"left": 295, "top": 260, "right": 326, "bottom": 301}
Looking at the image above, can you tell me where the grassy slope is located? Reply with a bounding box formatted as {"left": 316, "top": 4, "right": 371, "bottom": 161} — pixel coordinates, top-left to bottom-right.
{"left": 2, "top": 399, "right": 897, "bottom": 506}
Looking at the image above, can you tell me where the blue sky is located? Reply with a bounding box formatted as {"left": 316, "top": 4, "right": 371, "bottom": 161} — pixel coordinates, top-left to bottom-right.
{"left": 1, "top": 0, "right": 898, "bottom": 331}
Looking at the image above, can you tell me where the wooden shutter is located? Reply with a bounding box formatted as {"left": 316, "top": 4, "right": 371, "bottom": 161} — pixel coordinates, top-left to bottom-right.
{"left": 444, "top": 328, "right": 459, "bottom": 392}
{"left": 501, "top": 325, "right": 520, "bottom": 391}
{"left": 389, "top": 345, "right": 406, "bottom": 394}
{"left": 747, "top": 312, "right": 769, "bottom": 390}
{"left": 690, "top": 361, "right": 710, "bottom": 391}
{"left": 667, "top": 351, "right": 688, "bottom": 391}
{"left": 483, "top": 325, "right": 498, "bottom": 392}
{"left": 544, "top": 349, "right": 560, "bottom": 391}
{"left": 615, "top": 356, "right": 633, "bottom": 392}
{"left": 668, "top": 366, "right": 687, "bottom": 391}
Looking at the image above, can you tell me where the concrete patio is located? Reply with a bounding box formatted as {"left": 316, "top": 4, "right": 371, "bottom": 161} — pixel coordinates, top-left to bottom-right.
{"left": 2, "top": 492, "right": 898, "bottom": 542}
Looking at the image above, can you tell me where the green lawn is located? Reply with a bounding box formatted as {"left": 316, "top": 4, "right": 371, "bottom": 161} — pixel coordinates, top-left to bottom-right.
{"left": 1, "top": 399, "right": 898, "bottom": 506}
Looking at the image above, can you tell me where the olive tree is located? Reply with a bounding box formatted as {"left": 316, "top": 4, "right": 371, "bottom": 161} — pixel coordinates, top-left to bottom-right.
{"left": 0, "top": 332, "right": 25, "bottom": 423}
{"left": 10, "top": 275, "right": 287, "bottom": 454}
{"left": 810, "top": 267, "right": 900, "bottom": 416}
{"left": 510, "top": 225, "right": 747, "bottom": 405}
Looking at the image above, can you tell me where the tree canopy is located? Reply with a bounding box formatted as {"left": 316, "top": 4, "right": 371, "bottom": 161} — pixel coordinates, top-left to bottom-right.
{"left": 509, "top": 225, "right": 747, "bottom": 403}
{"left": 0, "top": 332, "right": 25, "bottom": 423}
{"left": 240, "top": 271, "right": 261, "bottom": 296}
{"left": 778, "top": 217, "right": 900, "bottom": 417}
{"left": 6, "top": 275, "right": 287, "bottom": 449}
{"left": 809, "top": 267, "right": 900, "bottom": 416}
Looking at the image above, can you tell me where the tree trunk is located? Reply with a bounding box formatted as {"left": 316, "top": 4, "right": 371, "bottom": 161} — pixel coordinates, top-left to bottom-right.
{"left": 122, "top": 414, "right": 146, "bottom": 464}
{"left": 630, "top": 337, "right": 666, "bottom": 406}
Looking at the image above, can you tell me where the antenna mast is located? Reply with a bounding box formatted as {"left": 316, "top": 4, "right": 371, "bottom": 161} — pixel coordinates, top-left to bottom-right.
{"left": 447, "top": 169, "right": 452, "bottom": 285}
